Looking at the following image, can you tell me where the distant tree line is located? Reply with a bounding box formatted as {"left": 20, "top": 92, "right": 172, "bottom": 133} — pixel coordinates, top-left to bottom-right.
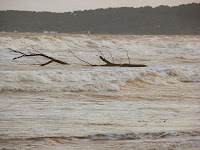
{"left": 0, "top": 3, "right": 200, "bottom": 35}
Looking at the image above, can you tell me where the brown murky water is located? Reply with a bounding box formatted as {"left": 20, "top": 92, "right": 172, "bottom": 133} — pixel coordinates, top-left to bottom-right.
{"left": 0, "top": 33, "right": 200, "bottom": 149}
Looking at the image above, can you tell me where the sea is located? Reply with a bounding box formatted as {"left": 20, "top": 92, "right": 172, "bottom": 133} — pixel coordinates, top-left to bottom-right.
{"left": 0, "top": 32, "right": 200, "bottom": 149}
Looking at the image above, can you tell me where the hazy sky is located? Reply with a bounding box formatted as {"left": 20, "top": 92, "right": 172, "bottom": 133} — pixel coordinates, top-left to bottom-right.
{"left": 0, "top": 0, "right": 200, "bottom": 12}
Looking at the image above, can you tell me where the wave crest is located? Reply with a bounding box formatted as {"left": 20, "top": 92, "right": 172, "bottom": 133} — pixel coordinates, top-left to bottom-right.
{"left": 0, "top": 66, "right": 199, "bottom": 92}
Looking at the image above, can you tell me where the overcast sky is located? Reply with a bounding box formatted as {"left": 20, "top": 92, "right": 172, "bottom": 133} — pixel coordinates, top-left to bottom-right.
{"left": 0, "top": 0, "right": 200, "bottom": 12}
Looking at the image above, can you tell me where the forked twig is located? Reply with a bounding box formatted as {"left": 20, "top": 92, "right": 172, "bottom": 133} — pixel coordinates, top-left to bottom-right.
{"left": 96, "top": 48, "right": 105, "bottom": 59}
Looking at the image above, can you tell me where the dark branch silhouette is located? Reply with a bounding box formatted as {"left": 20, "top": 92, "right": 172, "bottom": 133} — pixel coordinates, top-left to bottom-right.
{"left": 68, "top": 49, "right": 93, "bottom": 66}
{"left": 68, "top": 49, "right": 147, "bottom": 67}
{"left": 98, "top": 56, "right": 147, "bottom": 67}
{"left": 9, "top": 48, "right": 147, "bottom": 67}
{"left": 8, "top": 48, "right": 69, "bottom": 66}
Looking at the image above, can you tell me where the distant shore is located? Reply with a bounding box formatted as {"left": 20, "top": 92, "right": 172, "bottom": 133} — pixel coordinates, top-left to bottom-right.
{"left": 1, "top": 3, "right": 200, "bottom": 35}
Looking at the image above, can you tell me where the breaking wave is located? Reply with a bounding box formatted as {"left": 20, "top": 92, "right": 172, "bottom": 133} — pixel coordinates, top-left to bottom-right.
{"left": 1, "top": 34, "right": 199, "bottom": 58}
{"left": 0, "top": 34, "right": 199, "bottom": 92}
{"left": 0, "top": 66, "right": 199, "bottom": 92}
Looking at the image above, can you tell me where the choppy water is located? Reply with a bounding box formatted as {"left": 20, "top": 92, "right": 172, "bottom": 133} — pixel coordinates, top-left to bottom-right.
{"left": 0, "top": 33, "right": 200, "bottom": 149}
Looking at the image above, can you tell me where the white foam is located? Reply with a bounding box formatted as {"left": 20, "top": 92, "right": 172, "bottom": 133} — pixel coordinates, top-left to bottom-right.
{"left": 0, "top": 34, "right": 200, "bottom": 92}
{"left": 1, "top": 35, "right": 200, "bottom": 61}
{"left": 0, "top": 65, "right": 199, "bottom": 92}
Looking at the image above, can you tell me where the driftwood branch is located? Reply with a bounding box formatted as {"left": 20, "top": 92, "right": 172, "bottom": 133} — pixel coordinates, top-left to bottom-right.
{"left": 9, "top": 48, "right": 147, "bottom": 67}
{"left": 69, "top": 49, "right": 147, "bottom": 67}
{"left": 96, "top": 48, "right": 106, "bottom": 59}
{"left": 68, "top": 49, "right": 93, "bottom": 66}
{"left": 99, "top": 56, "right": 147, "bottom": 67}
{"left": 9, "top": 48, "right": 69, "bottom": 66}
{"left": 106, "top": 49, "right": 114, "bottom": 63}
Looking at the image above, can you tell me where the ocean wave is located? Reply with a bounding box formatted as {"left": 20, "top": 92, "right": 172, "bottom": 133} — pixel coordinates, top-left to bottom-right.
{"left": 2, "top": 35, "right": 199, "bottom": 58}
{"left": 1, "top": 35, "right": 199, "bottom": 92}
{"left": 0, "top": 66, "right": 199, "bottom": 92}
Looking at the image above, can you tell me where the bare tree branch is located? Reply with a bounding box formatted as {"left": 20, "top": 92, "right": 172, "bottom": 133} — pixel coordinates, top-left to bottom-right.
{"left": 68, "top": 48, "right": 147, "bottom": 67}
{"left": 40, "top": 60, "right": 54, "bottom": 66}
{"left": 68, "top": 49, "right": 93, "bottom": 66}
{"left": 106, "top": 49, "right": 114, "bottom": 63}
{"left": 8, "top": 47, "right": 147, "bottom": 67}
{"left": 9, "top": 48, "right": 69, "bottom": 66}
{"left": 99, "top": 56, "right": 147, "bottom": 67}
{"left": 96, "top": 48, "right": 105, "bottom": 59}
{"left": 24, "top": 46, "right": 42, "bottom": 64}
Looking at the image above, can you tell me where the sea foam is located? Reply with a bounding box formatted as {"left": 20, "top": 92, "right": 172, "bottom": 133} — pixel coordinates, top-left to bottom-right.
{"left": 0, "top": 34, "right": 199, "bottom": 92}
{"left": 0, "top": 65, "right": 199, "bottom": 92}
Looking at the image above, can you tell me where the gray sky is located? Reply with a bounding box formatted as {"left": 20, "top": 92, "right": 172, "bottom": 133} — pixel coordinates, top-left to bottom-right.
{"left": 0, "top": 0, "right": 200, "bottom": 12}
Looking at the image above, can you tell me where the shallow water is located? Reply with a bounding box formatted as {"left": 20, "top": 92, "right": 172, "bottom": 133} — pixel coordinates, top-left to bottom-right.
{"left": 0, "top": 33, "right": 200, "bottom": 149}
